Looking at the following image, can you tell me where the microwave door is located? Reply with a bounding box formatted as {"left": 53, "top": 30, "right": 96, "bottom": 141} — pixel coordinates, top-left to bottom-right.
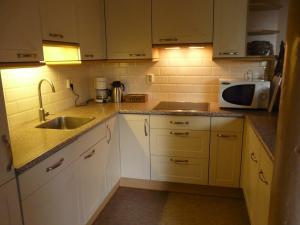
{"left": 222, "top": 84, "right": 256, "bottom": 107}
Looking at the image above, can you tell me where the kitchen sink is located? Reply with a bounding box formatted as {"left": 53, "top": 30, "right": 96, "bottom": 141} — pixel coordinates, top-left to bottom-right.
{"left": 36, "top": 116, "right": 95, "bottom": 130}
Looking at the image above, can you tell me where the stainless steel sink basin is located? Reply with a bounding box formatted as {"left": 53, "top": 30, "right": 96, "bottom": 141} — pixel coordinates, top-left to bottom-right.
{"left": 36, "top": 116, "right": 95, "bottom": 130}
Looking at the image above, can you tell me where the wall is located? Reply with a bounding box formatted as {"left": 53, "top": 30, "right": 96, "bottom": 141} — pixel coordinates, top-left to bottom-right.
{"left": 0, "top": 65, "right": 90, "bottom": 129}
{"left": 89, "top": 46, "right": 269, "bottom": 102}
{"left": 0, "top": 46, "right": 270, "bottom": 129}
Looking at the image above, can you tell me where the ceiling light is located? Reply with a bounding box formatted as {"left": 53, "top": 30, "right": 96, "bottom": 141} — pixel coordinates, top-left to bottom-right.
{"left": 189, "top": 46, "right": 205, "bottom": 49}
{"left": 164, "top": 47, "right": 181, "bottom": 50}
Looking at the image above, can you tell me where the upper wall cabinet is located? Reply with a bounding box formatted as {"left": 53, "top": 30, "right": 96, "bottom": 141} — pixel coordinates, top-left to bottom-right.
{"left": 40, "top": 0, "right": 79, "bottom": 43}
{"left": 77, "top": 0, "right": 106, "bottom": 60}
{"left": 0, "top": 0, "right": 43, "bottom": 63}
{"left": 105, "top": 0, "right": 152, "bottom": 59}
{"left": 152, "top": 0, "right": 213, "bottom": 44}
{"left": 213, "top": 0, "right": 248, "bottom": 58}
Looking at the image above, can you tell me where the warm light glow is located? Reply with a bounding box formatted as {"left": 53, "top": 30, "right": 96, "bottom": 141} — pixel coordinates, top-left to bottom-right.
{"left": 164, "top": 47, "right": 181, "bottom": 50}
{"left": 43, "top": 43, "right": 81, "bottom": 65}
{"left": 189, "top": 46, "right": 205, "bottom": 49}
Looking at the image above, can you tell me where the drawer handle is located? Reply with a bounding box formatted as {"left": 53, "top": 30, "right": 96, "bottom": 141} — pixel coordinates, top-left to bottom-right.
{"left": 84, "top": 54, "right": 94, "bottom": 58}
{"left": 106, "top": 125, "right": 112, "bottom": 144}
{"left": 1, "top": 135, "right": 13, "bottom": 172}
{"left": 17, "top": 53, "right": 37, "bottom": 58}
{"left": 170, "top": 121, "right": 189, "bottom": 125}
{"left": 217, "top": 134, "right": 237, "bottom": 138}
{"left": 258, "top": 170, "right": 269, "bottom": 185}
{"left": 219, "top": 52, "right": 239, "bottom": 56}
{"left": 84, "top": 150, "right": 96, "bottom": 159}
{"left": 144, "top": 119, "right": 148, "bottom": 137}
{"left": 159, "top": 38, "right": 178, "bottom": 42}
{"left": 169, "top": 131, "right": 189, "bottom": 136}
{"left": 49, "top": 33, "right": 64, "bottom": 39}
{"left": 170, "top": 158, "right": 189, "bottom": 164}
{"left": 46, "top": 158, "right": 64, "bottom": 172}
{"left": 250, "top": 152, "right": 258, "bottom": 163}
{"left": 129, "top": 53, "right": 146, "bottom": 57}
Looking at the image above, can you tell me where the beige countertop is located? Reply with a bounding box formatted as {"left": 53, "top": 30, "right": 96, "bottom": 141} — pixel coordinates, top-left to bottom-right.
{"left": 11, "top": 101, "right": 277, "bottom": 174}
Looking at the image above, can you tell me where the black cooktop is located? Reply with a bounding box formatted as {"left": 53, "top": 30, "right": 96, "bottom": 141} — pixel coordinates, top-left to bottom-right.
{"left": 153, "top": 101, "right": 210, "bottom": 112}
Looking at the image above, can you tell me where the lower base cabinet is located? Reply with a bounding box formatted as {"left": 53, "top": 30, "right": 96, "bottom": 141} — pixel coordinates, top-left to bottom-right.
{"left": 20, "top": 116, "right": 120, "bottom": 225}
{"left": 22, "top": 161, "right": 82, "bottom": 225}
{"left": 0, "top": 178, "right": 23, "bottom": 225}
{"left": 78, "top": 140, "right": 107, "bottom": 225}
{"left": 242, "top": 120, "right": 274, "bottom": 225}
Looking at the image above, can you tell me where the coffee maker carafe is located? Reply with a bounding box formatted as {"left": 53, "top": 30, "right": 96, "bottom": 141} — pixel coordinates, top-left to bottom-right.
{"left": 111, "top": 81, "right": 125, "bottom": 103}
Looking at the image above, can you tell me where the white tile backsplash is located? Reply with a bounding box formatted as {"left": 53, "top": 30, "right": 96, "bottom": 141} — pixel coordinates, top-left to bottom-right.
{"left": 1, "top": 46, "right": 270, "bottom": 129}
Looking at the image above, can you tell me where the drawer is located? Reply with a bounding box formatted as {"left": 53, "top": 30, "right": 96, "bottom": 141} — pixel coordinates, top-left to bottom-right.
{"left": 18, "top": 140, "right": 82, "bottom": 200}
{"left": 150, "top": 115, "right": 210, "bottom": 130}
{"left": 150, "top": 129, "right": 209, "bottom": 158}
{"left": 151, "top": 155, "right": 209, "bottom": 185}
{"left": 211, "top": 117, "right": 244, "bottom": 132}
{"left": 76, "top": 122, "right": 106, "bottom": 150}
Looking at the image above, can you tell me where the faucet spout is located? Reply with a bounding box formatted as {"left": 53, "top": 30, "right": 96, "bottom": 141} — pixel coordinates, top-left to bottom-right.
{"left": 38, "top": 79, "right": 56, "bottom": 122}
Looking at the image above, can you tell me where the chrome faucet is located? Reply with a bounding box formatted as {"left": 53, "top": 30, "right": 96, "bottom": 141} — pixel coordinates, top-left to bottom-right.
{"left": 38, "top": 79, "right": 56, "bottom": 122}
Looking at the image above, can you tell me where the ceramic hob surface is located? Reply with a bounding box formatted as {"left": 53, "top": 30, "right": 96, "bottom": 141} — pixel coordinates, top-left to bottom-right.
{"left": 152, "top": 101, "right": 210, "bottom": 112}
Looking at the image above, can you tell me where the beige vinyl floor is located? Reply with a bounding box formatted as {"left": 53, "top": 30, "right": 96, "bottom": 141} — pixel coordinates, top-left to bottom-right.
{"left": 93, "top": 187, "right": 250, "bottom": 225}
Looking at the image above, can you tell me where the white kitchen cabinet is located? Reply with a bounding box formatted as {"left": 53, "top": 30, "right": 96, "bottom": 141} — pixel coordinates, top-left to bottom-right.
{"left": 119, "top": 114, "right": 150, "bottom": 179}
{"left": 152, "top": 0, "right": 213, "bottom": 44}
{"left": 242, "top": 120, "right": 274, "bottom": 225}
{"left": 77, "top": 0, "right": 106, "bottom": 60}
{"left": 22, "top": 161, "right": 81, "bottom": 225}
{"left": 105, "top": 0, "right": 152, "bottom": 59}
{"left": 242, "top": 121, "right": 260, "bottom": 222}
{"left": 105, "top": 116, "right": 121, "bottom": 191}
{"left": 0, "top": 179, "right": 22, "bottom": 225}
{"left": 0, "top": 0, "right": 43, "bottom": 63}
{"left": 209, "top": 132, "right": 243, "bottom": 187}
{"left": 78, "top": 140, "right": 107, "bottom": 225}
{"left": 150, "top": 115, "right": 210, "bottom": 185}
{"left": 213, "top": 0, "right": 248, "bottom": 58}
{"left": 40, "top": 0, "right": 79, "bottom": 43}
{"left": 209, "top": 117, "right": 244, "bottom": 187}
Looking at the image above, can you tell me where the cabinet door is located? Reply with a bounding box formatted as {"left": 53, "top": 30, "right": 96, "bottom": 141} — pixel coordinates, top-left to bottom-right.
{"left": 105, "top": 116, "right": 120, "bottom": 191}
{"left": 213, "top": 0, "right": 248, "bottom": 58}
{"left": 0, "top": 0, "right": 43, "bottom": 62}
{"left": 253, "top": 146, "right": 273, "bottom": 225}
{"left": 77, "top": 0, "right": 106, "bottom": 60}
{"left": 22, "top": 162, "right": 81, "bottom": 225}
{"left": 152, "top": 0, "right": 213, "bottom": 44}
{"left": 105, "top": 0, "right": 152, "bottom": 59}
{"left": 78, "top": 139, "right": 107, "bottom": 225}
{"left": 209, "top": 131, "right": 243, "bottom": 187}
{"left": 119, "top": 114, "right": 150, "bottom": 179}
{"left": 40, "top": 0, "right": 79, "bottom": 43}
{"left": 242, "top": 124, "right": 260, "bottom": 223}
{"left": 0, "top": 179, "right": 22, "bottom": 225}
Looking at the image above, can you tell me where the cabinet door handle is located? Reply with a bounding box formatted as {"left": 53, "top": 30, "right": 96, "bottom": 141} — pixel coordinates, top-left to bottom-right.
{"left": 49, "top": 33, "right": 64, "bottom": 39}
{"left": 159, "top": 38, "right": 178, "bottom": 42}
{"left": 84, "top": 150, "right": 96, "bottom": 160}
{"left": 1, "top": 135, "right": 13, "bottom": 172}
{"left": 84, "top": 54, "right": 94, "bottom": 58}
{"left": 170, "top": 158, "right": 189, "bottom": 164}
{"left": 170, "top": 121, "right": 189, "bottom": 125}
{"left": 17, "top": 53, "right": 37, "bottom": 58}
{"left": 106, "top": 125, "right": 112, "bottom": 144}
{"left": 217, "top": 134, "right": 237, "bottom": 138}
{"left": 250, "top": 152, "right": 258, "bottom": 163}
{"left": 169, "top": 131, "right": 189, "bottom": 136}
{"left": 219, "top": 52, "right": 239, "bottom": 56}
{"left": 129, "top": 53, "right": 146, "bottom": 57}
{"left": 144, "top": 119, "right": 148, "bottom": 136}
{"left": 258, "top": 170, "right": 269, "bottom": 185}
{"left": 46, "top": 158, "right": 64, "bottom": 172}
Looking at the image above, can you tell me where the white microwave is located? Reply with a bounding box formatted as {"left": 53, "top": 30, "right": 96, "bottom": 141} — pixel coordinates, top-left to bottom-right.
{"left": 219, "top": 79, "right": 271, "bottom": 109}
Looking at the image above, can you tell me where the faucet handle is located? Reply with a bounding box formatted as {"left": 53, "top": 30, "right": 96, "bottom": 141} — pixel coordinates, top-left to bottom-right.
{"left": 45, "top": 111, "right": 50, "bottom": 117}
